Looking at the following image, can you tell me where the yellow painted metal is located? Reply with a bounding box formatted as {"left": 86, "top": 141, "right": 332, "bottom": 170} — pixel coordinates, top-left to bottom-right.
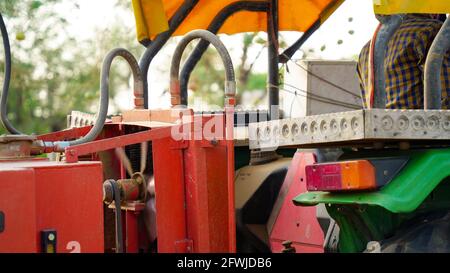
{"left": 132, "top": 0, "right": 169, "bottom": 43}
{"left": 132, "top": 0, "right": 344, "bottom": 42}
{"left": 373, "top": 0, "right": 450, "bottom": 15}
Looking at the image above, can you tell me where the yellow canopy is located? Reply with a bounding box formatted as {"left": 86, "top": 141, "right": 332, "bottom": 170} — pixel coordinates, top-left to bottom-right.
{"left": 132, "top": 0, "right": 344, "bottom": 43}
{"left": 373, "top": 0, "right": 450, "bottom": 15}
{"left": 132, "top": 0, "right": 450, "bottom": 44}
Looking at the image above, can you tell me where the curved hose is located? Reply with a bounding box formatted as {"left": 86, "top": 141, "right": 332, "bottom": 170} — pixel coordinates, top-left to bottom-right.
{"left": 170, "top": 29, "right": 236, "bottom": 252}
{"left": 424, "top": 17, "right": 450, "bottom": 110}
{"left": 371, "top": 14, "right": 403, "bottom": 109}
{"left": 139, "top": 0, "right": 200, "bottom": 108}
{"left": 179, "top": 1, "right": 269, "bottom": 105}
{"left": 55, "top": 48, "right": 144, "bottom": 150}
{"left": 169, "top": 29, "right": 236, "bottom": 107}
{"left": 0, "top": 13, "right": 23, "bottom": 135}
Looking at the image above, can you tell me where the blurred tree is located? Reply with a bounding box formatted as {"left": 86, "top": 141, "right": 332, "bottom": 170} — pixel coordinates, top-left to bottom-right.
{"left": 0, "top": 0, "right": 295, "bottom": 135}
{"left": 0, "top": 0, "right": 143, "bottom": 134}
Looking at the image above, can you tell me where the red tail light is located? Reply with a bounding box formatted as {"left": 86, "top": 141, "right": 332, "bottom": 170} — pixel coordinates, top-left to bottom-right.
{"left": 306, "top": 160, "right": 376, "bottom": 192}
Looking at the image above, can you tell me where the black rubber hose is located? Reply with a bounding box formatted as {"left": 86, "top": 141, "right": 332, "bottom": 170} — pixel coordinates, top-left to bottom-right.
{"left": 109, "top": 180, "right": 124, "bottom": 253}
{"left": 179, "top": 1, "right": 269, "bottom": 105}
{"left": 139, "top": 0, "right": 199, "bottom": 108}
{"left": 169, "top": 30, "right": 236, "bottom": 107}
{"left": 372, "top": 14, "right": 403, "bottom": 109}
{"left": 279, "top": 20, "right": 320, "bottom": 63}
{"left": 424, "top": 17, "right": 450, "bottom": 109}
{"left": 0, "top": 13, "right": 23, "bottom": 135}
{"left": 54, "top": 48, "right": 144, "bottom": 151}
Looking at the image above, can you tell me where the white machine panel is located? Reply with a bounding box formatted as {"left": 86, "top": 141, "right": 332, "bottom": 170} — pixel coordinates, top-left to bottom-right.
{"left": 249, "top": 109, "right": 450, "bottom": 149}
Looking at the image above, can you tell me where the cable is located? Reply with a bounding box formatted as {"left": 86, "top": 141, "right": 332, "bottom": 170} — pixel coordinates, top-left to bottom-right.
{"left": 284, "top": 55, "right": 362, "bottom": 99}
{"left": 280, "top": 87, "right": 360, "bottom": 110}
{"left": 109, "top": 180, "right": 124, "bottom": 253}
{"left": 288, "top": 90, "right": 301, "bottom": 117}
{"left": 279, "top": 82, "right": 361, "bottom": 109}
{"left": 0, "top": 13, "right": 23, "bottom": 134}
{"left": 283, "top": 82, "right": 359, "bottom": 106}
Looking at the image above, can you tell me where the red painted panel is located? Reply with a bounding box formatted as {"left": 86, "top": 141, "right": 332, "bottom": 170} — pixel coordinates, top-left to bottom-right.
{"left": 0, "top": 169, "right": 37, "bottom": 252}
{"left": 184, "top": 140, "right": 230, "bottom": 253}
{"left": 152, "top": 114, "right": 232, "bottom": 253}
{"left": 33, "top": 162, "right": 104, "bottom": 253}
{"left": 152, "top": 138, "right": 187, "bottom": 253}
{"left": 0, "top": 160, "right": 104, "bottom": 253}
{"left": 125, "top": 211, "right": 139, "bottom": 253}
{"left": 269, "top": 152, "right": 324, "bottom": 253}
{"left": 183, "top": 114, "right": 231, "bottom": 253}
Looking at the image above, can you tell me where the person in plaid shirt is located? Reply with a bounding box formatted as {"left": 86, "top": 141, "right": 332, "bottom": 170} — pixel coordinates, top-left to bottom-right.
{"left": 357, "top": 14, "right": 449, "bottom": 109}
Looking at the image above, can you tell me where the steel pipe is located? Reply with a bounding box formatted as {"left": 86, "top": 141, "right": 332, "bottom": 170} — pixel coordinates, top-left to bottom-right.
{"left": 267, "top": 0, "right": 280, "bottom": 118}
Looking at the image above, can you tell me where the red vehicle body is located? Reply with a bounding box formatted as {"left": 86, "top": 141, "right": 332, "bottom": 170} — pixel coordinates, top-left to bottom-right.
{"left": 0, "top": 159, "right": 104, "bottom": 253}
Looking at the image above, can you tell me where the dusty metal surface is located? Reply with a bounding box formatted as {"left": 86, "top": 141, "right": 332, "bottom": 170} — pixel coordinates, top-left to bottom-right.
{"left": 0, "top": 135, "right": 36, "bottom": 159}
{"left": 282, "top": 60, "right": 362, "bottom": 117}
{"left": 249, "top": 109, "right": 450, "bottom": 149}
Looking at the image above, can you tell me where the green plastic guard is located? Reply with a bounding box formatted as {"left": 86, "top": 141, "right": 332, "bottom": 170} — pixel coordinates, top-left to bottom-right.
{"left": 293, "top": 148, "right": 450, "bottom": 213}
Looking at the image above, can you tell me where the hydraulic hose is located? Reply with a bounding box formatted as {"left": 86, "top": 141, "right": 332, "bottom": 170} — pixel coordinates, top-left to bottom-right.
{"left": 170, "top": 29, "right": 236, "bottom": 252}
{"left": 139, "top": 0, "right": 200, "bottom": 108}
{"left": 0, "top": 13, "right": 23, "bottom": 135}
{"left": 424, "top": 17, "right": 450, "bottom": 110}
{"left": 371, "top": 14, "right": 403, "bottom": 109}
{"left": 169, "top": 29, "right": 236, "bottom": 107}
{"left": 54, "top": 48, "right": 144, "bottom": 151}
{"left": 179, "top": 1, "right": 269, "bottom": 105}
{"left": 2, "top": 12, "right": 144, "bottom": 146}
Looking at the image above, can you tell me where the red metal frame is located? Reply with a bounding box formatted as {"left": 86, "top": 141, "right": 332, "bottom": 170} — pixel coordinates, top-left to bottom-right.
{"left": 269, "top": 152, "right": 324, "bottom": 253}
{"left": 33, "top": 111, "right": 236, "bottom": 253}
{"left": 152, "top": 114, "right": 235, "bottom": 253}
{"left": 37, "top": 126, "right": 92, "bottom": 142}
{"left": 65, "top": 126, "right": 173, "bottom": 163}
{"left": 125, "top": 208, "right": 143, "bottom": 253}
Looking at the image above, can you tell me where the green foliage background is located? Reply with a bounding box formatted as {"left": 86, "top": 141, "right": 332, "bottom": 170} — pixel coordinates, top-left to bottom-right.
{"left": 0, "top": 0, "right": 143, "bottom": 134}
{"left": 0, "top": 0, "right": 271, "bottom": 135}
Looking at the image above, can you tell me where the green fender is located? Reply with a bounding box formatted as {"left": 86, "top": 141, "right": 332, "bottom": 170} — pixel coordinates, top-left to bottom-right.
{"left": 293, "top": 148, "right": 450, "bottom": 213}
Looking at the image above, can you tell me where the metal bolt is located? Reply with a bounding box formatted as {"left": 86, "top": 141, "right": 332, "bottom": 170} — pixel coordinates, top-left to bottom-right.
{"left": 281, "top": 240, "right": 296, "bottom": 253}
